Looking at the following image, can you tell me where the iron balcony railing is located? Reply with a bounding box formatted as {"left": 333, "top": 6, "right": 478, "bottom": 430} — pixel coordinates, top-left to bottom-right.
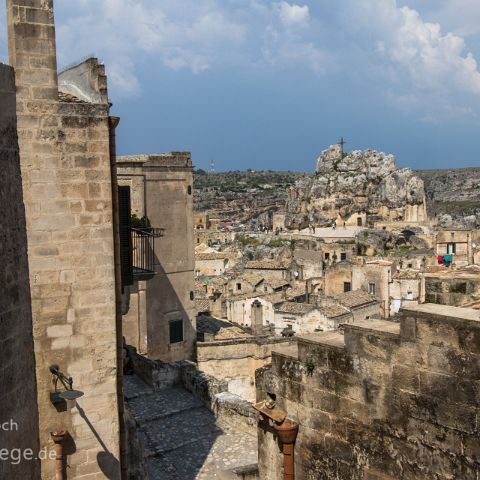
{"left": 131, "top": 227, "right": 164, "bottom": 280}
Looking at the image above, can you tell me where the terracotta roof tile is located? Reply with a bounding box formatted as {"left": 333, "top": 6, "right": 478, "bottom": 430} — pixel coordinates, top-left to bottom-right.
{"left": 318, "top": 303, "right": 351, "bottom": 318}
{"left": 275, "top": 302, "right": 316, "bottom": 315}
{"left": 195, "top": 298, "right": 211, "bottom": 313}
{"left": 334, "top": 290, "right": 377, "bottom": 308}
{"left": 246, "top": 259, "right": 289, "bottom": 270}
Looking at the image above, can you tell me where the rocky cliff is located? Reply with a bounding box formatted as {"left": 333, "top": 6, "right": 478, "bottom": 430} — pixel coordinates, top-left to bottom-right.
{"left": 285, "top": 145, "right": 427, "bottom": 230}
{"left": 416, "top": 167, "right": 480, "bottom": 228}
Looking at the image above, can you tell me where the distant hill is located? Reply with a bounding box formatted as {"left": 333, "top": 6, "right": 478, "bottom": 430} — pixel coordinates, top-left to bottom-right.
{"left": 194, "top": 167, "right": 480, "bottom": 227}
{"left": 415, "top": 167, "right": 480, "bottom": 219}
{"left": 194, "top": 169, "right": 307, "bottom": 192}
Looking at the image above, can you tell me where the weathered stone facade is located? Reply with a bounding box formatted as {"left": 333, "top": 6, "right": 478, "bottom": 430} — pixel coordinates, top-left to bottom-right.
{"left": 6, "top": 1, "right": 121, "bottom": 477}
{"left": 117, "top": 154, "right": 196, "bottom": 362}
{"left": 424, "top": 270, "right": 480, "bottom": 307}
{"left": 197, "top": 336, "right": 294, "bottom": 401}
{"left": 256, "top": 304, "right": 480, "bottom": 479}
{"left": 0, "top": 62, "right": 40, "bottom": 479}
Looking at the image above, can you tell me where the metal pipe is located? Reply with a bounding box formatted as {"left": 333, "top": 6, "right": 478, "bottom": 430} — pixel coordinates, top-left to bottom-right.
{"left": 109, "top": 116, "right": 128, "bottom": 480}
{"left": 283, "top": 442, "right": 295, "bottom": 480}
{"left": 50, "top": 431, "right": 67, "bottom": 480}
{"left": 273, "top": 419, "right": 299, "bottom": 480}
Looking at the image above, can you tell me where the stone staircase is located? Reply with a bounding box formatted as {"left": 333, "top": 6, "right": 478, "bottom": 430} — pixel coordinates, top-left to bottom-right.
{"left": 124, "top": 375, "right": 258, "bottom": 480}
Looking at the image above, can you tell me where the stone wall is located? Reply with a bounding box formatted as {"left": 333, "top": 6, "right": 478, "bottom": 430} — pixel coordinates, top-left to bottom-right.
{"left": 256, "top": 304, "right": 480, "bottom": 480}
{"left": 6, "top": 1, "right": 121, "bottom": 477}
{"left": 424, "top": 275, "right": 480, "bottom": 306}
{"left": 197, "top": 337, "right": 293, "bottom": 401}
{"left": 128, "top": 346, "right": 228, "bottom": 409}
{"left": 0, "top": 63, "right": 40, "bottom": 479}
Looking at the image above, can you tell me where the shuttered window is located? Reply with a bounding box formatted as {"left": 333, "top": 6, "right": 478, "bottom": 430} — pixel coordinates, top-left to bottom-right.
{"left": 118, "top": 186, "right": 133, "bottom": 287}
{"left": 169, "top": 320, "right": 184, "bottom": 344}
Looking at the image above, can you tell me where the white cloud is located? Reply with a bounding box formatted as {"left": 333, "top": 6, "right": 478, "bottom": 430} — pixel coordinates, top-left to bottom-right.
{"left": 2, "top": 0, "right": 480, "bottom": 120}
{"left": 278, "top": 2, "right": 310, "bottom": 27}
{"left": 55, "top": 0, "right": 248, "bottom": 94}
{"left": 341, "top": 0, "right": 480, "bottom": 116}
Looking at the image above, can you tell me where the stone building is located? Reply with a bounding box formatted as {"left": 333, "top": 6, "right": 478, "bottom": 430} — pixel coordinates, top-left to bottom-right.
{"left": 226, "top": 292, "right": 284, "bottom": 328}
{"left": 273, "top": 212, "right": 286, "bottom": 231}
{"left": 423, "top": 266, "right": 480, "bottom": 307}
{"left": 291, "top": 249, "right": 324, "bottom": 280}
{"left": 256, "top": 304, "right": 480, "bottom": 479}
{"left": 0, "top": 62, "right": 40, "bottom": 479}
{"left": 195, "top": 251, "right": 236, "bottom": 276}
{"left": 117, "top": 153, "right": 196, "bottom": 362}
{"left": 324, "top": 261, "right": 354, "bottom": 297}
{"left": 391, "top": 269, "right": 422, "bottom": 315}
{"left": 196, "top": 316, "right": 293, "bottom": 401}
{"left": 352, "top": 260, "right": 396, "bottom": 318}
{"left": 4, "top": 0, "right": 124, "bottom": 477}
{"left": 274, "top": 302, "right": 353, "bottom": 335}
{"left": 195, "top": 228, "right": 232, "bottom": 246}
{"left": 194, "top": 212, "right": 210, "bottom": 229}
{"left": 245, "top": 258, "right": 290, "bottom": 280}
{"left": 325, "top": 260, "right": 396, "bottom": 318}
{"left": 332, "top": 290, "right": 381, "bottom": 322}
{"left": 436, "top": 228, "right": 480, "bottom": 266}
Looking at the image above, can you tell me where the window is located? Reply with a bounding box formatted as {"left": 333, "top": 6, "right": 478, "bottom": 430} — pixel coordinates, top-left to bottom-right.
{"left": 190, "top": 291, "right": 194, "bottom": 301}
{"left": 357, "top": 217, "right": 363, "bottom": 226}
{"left": 236, "top": 283, "right": 242, "bottom": 291}
{"left": 343, "top": 282, "right": 351, "bottom": 293}
{"left": 340, "top": 252, "right": 347, "bottom": 261}
{"left": 188, "top": 185, "right": 192, "bottom": 195}
{"left": 368, "top": 282, "right": 376, "bottom": 295}
{"left": 169, "top": 320, "right": 183, "bottom": 344}
{"left": 447, "top": 242, "right": 456, "bottom": 254}
{"left": 324, "top": 253, "right": 330, "bottom": 260}
{"left": 408, "top": 263, "right": 413, "bottom": 268}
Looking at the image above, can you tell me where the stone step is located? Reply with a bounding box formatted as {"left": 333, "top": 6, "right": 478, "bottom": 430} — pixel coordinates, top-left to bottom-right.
{"left": 147, "top": 456, "right": 184, "bottom": 480}
{"left": 127, "top": 386, "right": 205, "bottom": 426}
{"left": 142, "top": 406, "right": 223, "bottom": 456}
{"left": 124, "top": 373, "right": 154, "bottom": 400}
{"left": 147, "top": 428, "right": 258, "bottom": 480}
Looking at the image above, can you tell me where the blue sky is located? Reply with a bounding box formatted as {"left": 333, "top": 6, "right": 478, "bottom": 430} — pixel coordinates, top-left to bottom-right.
{"left": 1, "top": 1, "right": 480, "bottom": 171}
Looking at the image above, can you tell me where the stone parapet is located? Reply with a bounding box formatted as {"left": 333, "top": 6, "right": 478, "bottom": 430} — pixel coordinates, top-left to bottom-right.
{"left": 256, "top": 304, "right": 480, "bottom": 479}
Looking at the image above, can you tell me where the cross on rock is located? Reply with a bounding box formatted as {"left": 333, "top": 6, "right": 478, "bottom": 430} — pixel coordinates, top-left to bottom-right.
{"left": 338, "top": 137, "right": 346, "bottom": 156}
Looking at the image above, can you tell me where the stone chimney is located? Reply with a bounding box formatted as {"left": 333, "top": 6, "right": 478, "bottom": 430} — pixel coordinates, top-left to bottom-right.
{"left": 251, "top": 300, "right": 264, "bottom": 336}
{"left": 7, "top": 0, "right": 58, "bottom": 100}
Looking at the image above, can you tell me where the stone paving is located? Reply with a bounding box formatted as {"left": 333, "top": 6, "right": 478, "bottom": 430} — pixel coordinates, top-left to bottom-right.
{"left": 125, "top": 375, "right": 258, "bottom": 480}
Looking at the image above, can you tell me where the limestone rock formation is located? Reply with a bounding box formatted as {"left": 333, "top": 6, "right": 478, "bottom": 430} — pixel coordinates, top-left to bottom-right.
{"left": 285, "top": 145, "right": 427, "bottom": 229}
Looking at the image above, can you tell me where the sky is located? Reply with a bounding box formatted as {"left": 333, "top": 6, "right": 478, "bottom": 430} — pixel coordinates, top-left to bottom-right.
{"left": 1, "top": 0, "right": 480, "bottom": 171}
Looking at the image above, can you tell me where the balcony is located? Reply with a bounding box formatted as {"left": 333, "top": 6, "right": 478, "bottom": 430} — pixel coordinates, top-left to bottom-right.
{"left": 121, "top": 226, "right": 164, "bottom": 287}
{"left": 132, "top": 227, "right": 164, "bottom": 279}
